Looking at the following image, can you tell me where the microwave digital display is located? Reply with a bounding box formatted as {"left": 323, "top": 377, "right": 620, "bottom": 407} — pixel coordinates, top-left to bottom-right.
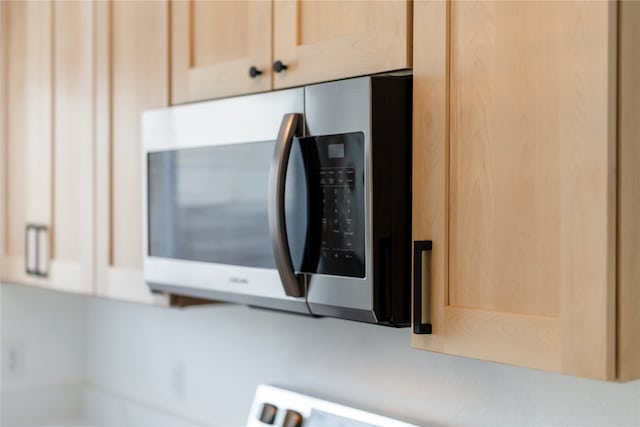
{"left": 328, "top": 143, "right": 345, "bottom": 159}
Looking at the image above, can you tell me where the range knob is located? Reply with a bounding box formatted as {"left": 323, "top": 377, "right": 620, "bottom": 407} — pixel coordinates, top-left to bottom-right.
{"left": 283, "top": 410, "right": 304, "bottom": 427}
{"left": 258, "top": 403, "right": 278, "bottom": 425}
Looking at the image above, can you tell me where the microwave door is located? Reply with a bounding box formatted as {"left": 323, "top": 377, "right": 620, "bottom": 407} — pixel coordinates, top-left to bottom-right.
{"left": 143, "top": 88, "right": 309, "bottom": 313}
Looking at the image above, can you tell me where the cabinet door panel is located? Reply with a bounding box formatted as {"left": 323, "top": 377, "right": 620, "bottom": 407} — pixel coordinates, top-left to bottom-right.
{"left": 95, "top": 0, "right": 170, "bottom": 304}
{"left": 1, "top": 1, "right": 52, "bottom": 287}
{"left": 412, "top": 1, "right": 617, "bottom": 379}
{"left": 51, "top": 0, "right": 94, "bottom": 293}
{"left": 273, "top": 0, "right": 411, "bottom": 89}
{"left": 171, "top": 0, "right": 271, "bottom": 103}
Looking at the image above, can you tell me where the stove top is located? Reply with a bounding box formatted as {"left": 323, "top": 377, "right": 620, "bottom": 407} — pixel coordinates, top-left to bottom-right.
{"left": 246, "top": 384, "right": 420, "bottom": 427}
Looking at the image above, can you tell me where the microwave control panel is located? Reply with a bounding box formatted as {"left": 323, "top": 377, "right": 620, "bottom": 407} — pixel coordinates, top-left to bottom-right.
{"left": 301, "top": 132, "right": 365, "bottom": 278}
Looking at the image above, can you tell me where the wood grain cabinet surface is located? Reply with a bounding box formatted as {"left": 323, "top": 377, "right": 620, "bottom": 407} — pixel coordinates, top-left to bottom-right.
{"left": 1, "top": 0, "right": 94, "bottom": 295}
{"left": 1, "top": 1, "right": 52, "bottom": 289}
{"left": 1, "top": 0, "right": 638, "bottom": 380}
{"left": 171, "top": 0, "right": 412, "bottom": 104}
{"left": 412, "top": 0, "right": 639, "bottom": 381}
{"left": 0, "top": 0, "right": 194, "bottom": 307}
{"left": 94, "top": 0, "right": 172, "bottom": 305}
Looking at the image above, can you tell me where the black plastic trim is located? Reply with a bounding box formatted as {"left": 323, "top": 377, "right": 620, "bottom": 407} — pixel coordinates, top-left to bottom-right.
{"left": 370, "top": 74, "right": 412, "bottom": 326}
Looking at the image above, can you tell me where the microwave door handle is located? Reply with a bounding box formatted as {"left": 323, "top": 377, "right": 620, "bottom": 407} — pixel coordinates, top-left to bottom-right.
{"left": 268, "top": 113, "right": 305, "bottom": 297}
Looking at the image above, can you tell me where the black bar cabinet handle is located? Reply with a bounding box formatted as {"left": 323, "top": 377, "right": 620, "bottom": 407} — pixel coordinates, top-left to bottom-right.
{"left": 25, "top": 224, "right": 38, "bottom": 276}
{"left": 24, "top": 223, "right": 49, "bottom": 278}
{"left": 413, "top": 240, "right": 433, "bottom": 334}
{"left": 36, "top": 225, "right": 49, "bottom": 277}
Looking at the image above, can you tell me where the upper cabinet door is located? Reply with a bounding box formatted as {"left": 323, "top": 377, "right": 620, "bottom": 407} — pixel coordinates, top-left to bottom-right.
{"left": 95, "top": 0, "right": 171, "bottom": 304}
{"left": 50, "top": 0, "right": 95, "bottom": 294}
{"left": 171, "top": 0, "right": 272, "bottom": 104}
{"left": 273, "top": 0, "right": 411, "bottom": 89}
{"left": 413, "top": 1, "right": 618, "bottom": 380}
{"left": 1, "top": 0, "right": 53, "bottom": 287}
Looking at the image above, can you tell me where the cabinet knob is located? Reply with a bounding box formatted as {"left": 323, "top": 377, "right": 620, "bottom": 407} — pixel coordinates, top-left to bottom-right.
{"left": 273, "top": 60, "right": 288, "bottom": 73}
{"left": 249, "top": 66, "right": 262, "bottom": 78}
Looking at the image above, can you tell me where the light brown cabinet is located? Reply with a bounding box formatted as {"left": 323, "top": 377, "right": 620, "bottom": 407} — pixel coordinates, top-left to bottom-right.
{"left": 273, "top": 0, "right": 411, "bottom": 90}
{"left": 171, "top": 0, "right": 411, "bottom": 104}
{"left": 171, "top": 0, "right": 271, "bottom": 103}
{"left": 1, "top": 0, "right": 94, "bottom": 294}
{"left": 1, "top": 0, "right": 637, "bottom": 381}
{"left": 412, "top": 0, "right": 639, "bottom": 381}
{"left": 51, "top": 0, "right": 95, "bottom": 293}
{"left": 94, "top": 0, "right": 171, "bottom": 304}
{"left": 1, "top": 0, "right": 52, "bottom": 289}
{"left": 0, "top": 0, "right": 205, "bottom": 306}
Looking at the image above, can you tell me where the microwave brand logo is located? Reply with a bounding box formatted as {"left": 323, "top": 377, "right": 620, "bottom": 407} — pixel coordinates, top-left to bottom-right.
{"left": 228, "top": 277, "right": 249, "bottom": 285}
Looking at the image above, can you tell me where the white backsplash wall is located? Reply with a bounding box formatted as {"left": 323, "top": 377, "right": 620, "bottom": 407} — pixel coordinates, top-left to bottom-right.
{"left": 1, "top": 284, "right": 86, "bottom": 425}
{"left": 85, "top": 291, "right": 640, "bottom": 427}
{"left": 1, "top": 283, "right": 639, "bottom": 426}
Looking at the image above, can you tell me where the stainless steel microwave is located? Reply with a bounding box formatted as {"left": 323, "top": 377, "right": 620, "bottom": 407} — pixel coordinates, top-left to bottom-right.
{"left": 142, "top": 75, "right": 412, "bottom": 326}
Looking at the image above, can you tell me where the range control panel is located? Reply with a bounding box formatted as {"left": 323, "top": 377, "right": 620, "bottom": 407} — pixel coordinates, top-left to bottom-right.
{"left": 301, "top": 132, "right": 365, "bottom": 278}
{"left": 247, "top": 384, "right": 420, "bottom": 427}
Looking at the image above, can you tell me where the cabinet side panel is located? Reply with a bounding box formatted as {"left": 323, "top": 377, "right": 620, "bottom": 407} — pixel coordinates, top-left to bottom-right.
{"left": 0, "top": 0, "right": 5, "bottom": 279}
{"left": 558, "top": 0, "right": 617, "bottom": 380}
{"left": 617, "top": 0, "right": 640, "bottom": 382}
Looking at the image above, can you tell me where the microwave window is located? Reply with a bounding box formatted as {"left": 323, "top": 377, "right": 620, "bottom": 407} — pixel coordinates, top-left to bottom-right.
{"left": 147, "top": 141, "right": 307, "bottom": 270}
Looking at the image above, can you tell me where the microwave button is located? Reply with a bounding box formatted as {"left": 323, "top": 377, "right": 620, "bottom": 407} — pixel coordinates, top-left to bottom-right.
{"left": 327, "top": 170, "right": 336, "bottom": 185}
{"left": 346, "top": 168, "right": 355, "bottom": 187}
{"left": 319, "top": 170, "right": 327, "bottom": 186}
{"left": 258, "top": 403, "right": 278, "bottom": 425}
